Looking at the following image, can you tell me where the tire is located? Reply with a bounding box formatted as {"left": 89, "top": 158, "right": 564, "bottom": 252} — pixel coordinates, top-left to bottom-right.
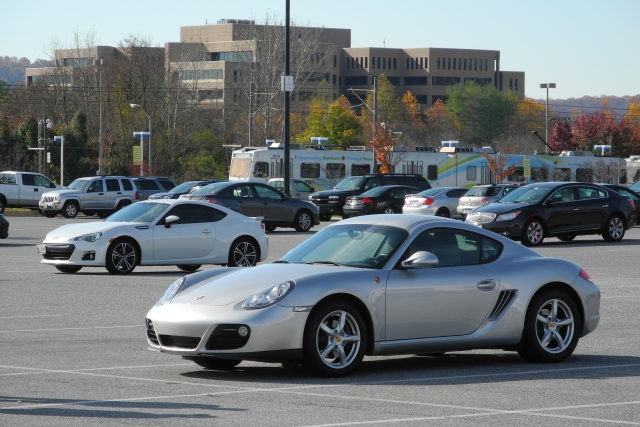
{"left": 44, "top": 211, "right": 57, "bottom": 218}
{"left": 97, "top": 211, "right": 110, "bottom": 218}
{"left": 265, "top": 226, "right": 277, "bottom": 232}
{"left": 228, "top": 238, "right": 258, "bottom": 267}
{"left": 0, "top": 197, "right": 5, "bottom": 213}
{"left": 185, "top": 356, "right": 241, "bottom": 370}
{"left": 518, "top": 291, "right": 581, "bottom": 363}
{"left": 557, "top": 234, "right": 576, "bottom": 242}
{"left": 62, "top": 201, "right": 79, "bottom": 218}
{"left": 105, "top": 238, "right": 138, "bottom": 274}
{"left": 294, "top": 210, "right": 312, "bottom": 232}
{"left": 603, "top": 215, "right": 625, "bottom": 242}
{"left": 302, "top": 301, "right": 367, "bottom": 377}
{"left": 319, "top": 214, "right": 331, "bottom": 221}
{"left": 177, "top": 264, "right": 201, "bottom": 272}
{"left": 382, "top": 207, "right": 396, "bottom": 214}
{"left": 521, "top": 219, "right": 545, "bottom": 247}
{"left": 435, "top": 208, "right": 450, "bottom": 218}
{"left": 341, "top": 213, "right": 350, "bottom": 220}
{"left": 55, "top": 265, "right": 82, "bottom": 273}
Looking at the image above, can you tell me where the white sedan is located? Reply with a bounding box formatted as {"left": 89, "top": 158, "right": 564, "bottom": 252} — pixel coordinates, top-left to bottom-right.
{"left": 37, "top": 200, "right": 269, "bottom": 274}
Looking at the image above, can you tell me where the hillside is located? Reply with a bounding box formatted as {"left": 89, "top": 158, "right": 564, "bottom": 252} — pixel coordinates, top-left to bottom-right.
{"left": 0, "top": 56, "right": 53, "bottom": 85}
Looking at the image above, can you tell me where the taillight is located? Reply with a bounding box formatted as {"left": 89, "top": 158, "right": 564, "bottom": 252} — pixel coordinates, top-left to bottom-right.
{"left": 628, "top": 199, "right": 635, "bottom": 208}
{"left": 362, "top": 197, "right": 373, "bottom": 204}
{"left": 134, "top": 191, "right": 139, "bottom": 200}
{"left": 423, "top": 197, "right": 435, "bottom": 205}
{"left": 403, "top": 199, "right": 407, "bottom": 205}
{"left": 260, "top": 222, "right": 266, "bottom": 231}
{"left": 207, "top": 198, "right": 217, "bottom": 204}
{"left": 481, "top": 197, "right": 490, "bottom": 205}
{"left": 578, "top": 268, "right": 593, "bottom": 283}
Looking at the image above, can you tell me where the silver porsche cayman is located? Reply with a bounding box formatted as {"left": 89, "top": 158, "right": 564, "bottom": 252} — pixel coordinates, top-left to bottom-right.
{"left": 145, "top": 214, "right": 600, "bottom": 377}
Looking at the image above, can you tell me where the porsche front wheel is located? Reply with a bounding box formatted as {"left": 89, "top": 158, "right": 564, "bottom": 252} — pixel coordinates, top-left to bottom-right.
{"left": 302, "top": 301, "right": 367, "bottom": 377}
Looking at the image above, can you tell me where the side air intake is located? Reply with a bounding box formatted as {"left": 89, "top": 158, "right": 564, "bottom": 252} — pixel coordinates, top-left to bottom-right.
{"left": 488, "top": 290, "right": 517, "bottom": 321}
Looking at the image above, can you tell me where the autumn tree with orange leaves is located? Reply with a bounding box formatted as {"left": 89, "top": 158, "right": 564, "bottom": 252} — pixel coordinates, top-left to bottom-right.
{"left": 370, "top": 122, "right": 412, "bottom": 173}
{"left": 482, "top": 149, "right": 520, "bottom": 183}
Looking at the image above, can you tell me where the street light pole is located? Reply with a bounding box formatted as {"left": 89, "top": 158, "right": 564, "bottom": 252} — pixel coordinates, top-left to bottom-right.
{"left": 540, "top": 83, "right": 556, "bottom": 154}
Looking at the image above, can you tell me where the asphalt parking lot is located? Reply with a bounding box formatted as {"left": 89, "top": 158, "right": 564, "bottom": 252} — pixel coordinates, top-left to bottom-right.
{"left": 1, "top": 214, "right": 640, "bottom": 426}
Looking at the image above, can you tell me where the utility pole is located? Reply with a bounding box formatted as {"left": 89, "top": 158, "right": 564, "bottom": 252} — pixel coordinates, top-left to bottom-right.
{"left": 94, "top": 59, "right": 104, "bottom": 175}
{"left": 372, "top": 77, "right": 378, "bottom": 173}
{"left": 43, "top": 115, "right": 49, "bottom": 178}
{"left": 283, "top": 0, "right": 291, "bottom": 196}
{"left": 249, "top": 81, "right": 254, "bottom": 147}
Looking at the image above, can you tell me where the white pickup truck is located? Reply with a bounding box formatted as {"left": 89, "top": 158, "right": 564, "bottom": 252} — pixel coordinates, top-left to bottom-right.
{"left": 0, "top": 171, "right": 59, "bottom": 213}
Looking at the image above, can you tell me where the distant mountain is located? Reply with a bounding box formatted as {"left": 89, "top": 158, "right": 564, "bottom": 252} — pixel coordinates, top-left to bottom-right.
{"left": 544, "top": 95, "right": 640, "bottom": 119}
{"left": 0, "top": 56, "right": 53, "bottom": 85}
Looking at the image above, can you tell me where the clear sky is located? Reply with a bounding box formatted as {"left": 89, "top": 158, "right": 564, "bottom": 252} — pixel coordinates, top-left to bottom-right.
{"left": 3, "top": 0, "right": 639, "bottom": 100}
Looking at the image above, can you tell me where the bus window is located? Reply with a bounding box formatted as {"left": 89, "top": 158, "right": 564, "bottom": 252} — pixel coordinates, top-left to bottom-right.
{"left": 553, "top": 168, "right": 571, "bottom": 182}
{"left": 576, "top": 168, "right": 593, "bottom": 182}
{"left": 620, "top": 169, "right": 627, "bottom": 184}
{"left": 253, "top": 162, "right": 269, "bottom": 178}
{"left": 301, "top": 163, "right": 320, "bottom": 178}
{"left": 351, "top": 164, "right": 370, "bottom": 176}
{"left": 466, "top": 166, "right": 477, "bottom": 181}
{"left": 531, "top": 168, "right": 549, "bottom": 182}
{"left": 427, "top": 165, "right": 438, "bottom": 181}
{"left": 229, "top": 158, "right": 251, "bottom": 178}
{"left": 508, "top": 167, "right": 525, "bottom": 182}
{"left": 326, "top": 163, "right": 345, "bottom": 179}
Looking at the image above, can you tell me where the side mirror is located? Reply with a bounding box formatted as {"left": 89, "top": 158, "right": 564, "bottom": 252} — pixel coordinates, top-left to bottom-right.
{"left": 164, "top": 215, "right": 180, "bottom": 228}
{"left": 401, "top": 251, "right": 438, "bottom": 269}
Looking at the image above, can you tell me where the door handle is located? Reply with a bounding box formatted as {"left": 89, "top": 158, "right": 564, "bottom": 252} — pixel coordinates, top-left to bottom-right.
{"left": 572, "top": 208, "right": 579, "bottom": 211}
{"left": 98, "top": 193, "right": 104, "bottom": 195}
{"left": 262, "top": 202, "right": 269, "bottom": 205}
{"left": 202, "top": 229, "right": 212, "bottom": 235}
{"left": 117, "top": 192, "right": 122, "bottom": 195}
{"left": 477, "top": 279, "right": 496, "bottom": 291}
{"left": 602, "top": 204, "right": 608, "bottom": 208}
{"left": 34, "top": 188, "right": 38, "bottom": 192}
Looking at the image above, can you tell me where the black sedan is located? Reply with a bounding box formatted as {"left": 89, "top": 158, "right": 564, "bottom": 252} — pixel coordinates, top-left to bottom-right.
{"left": 343, "top": 185, "right": 420, "bottom": 217}
{"left": 601, "top": 184, "right": 640, "bottom": 218}
{"left": 184, "top": 181, "right": 320, "bottom": 232}
{"left": 0, "top": 213, "right": 8, "bottom": 239}
{"left": 465, "top": 182, "right": 637, "bottom": 246}
{"left": 148, "top": 180, "right": 220, "bottom": 200}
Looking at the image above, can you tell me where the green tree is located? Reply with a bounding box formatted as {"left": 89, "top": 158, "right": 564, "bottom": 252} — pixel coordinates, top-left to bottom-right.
{"left": 446, "top": 81, "right": 518, "bottom": 145}
{"left": 360, "top": 74, "right": 404, "bottom": 132}
{"left": 301, "top": 94, "right": 363, "bottom": 146}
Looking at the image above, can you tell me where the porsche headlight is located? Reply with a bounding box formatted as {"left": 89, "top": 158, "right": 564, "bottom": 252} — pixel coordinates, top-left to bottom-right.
{"left": 242, "top": 281, "right": 295, "bottom": 310}
{"left": 160, "top": 276, "right": 187, "bottom": 305}
{"left": 496, "top": 211, "right": 521, "bottom": 221}
{"left": 73, "top": 232, "right": 102, "bottom": 242}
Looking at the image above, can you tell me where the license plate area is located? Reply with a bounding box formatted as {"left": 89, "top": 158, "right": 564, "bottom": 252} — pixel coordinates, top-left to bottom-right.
{"left": 37, "top": 244, "right": 46, "bottom": 254}
{"left": 410, "top": 200, "right": 419, "bottom": 206}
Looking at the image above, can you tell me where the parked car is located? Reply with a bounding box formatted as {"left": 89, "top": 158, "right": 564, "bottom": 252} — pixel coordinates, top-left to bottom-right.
{"left": 40, "top": 176, "right": 138, "bottom": 218}
{"left": 403, "top": 187, "right": 469, "bottom": 218}
{"left": 0, "top": 171, "right": 59, "bottom": 213}
{"left": 149, "top": 180, "right": 220, "bottom": 200}
{"left": 186, "top": 181, "right": 319, "bottom": 232}
{"left": 0, "top": 213, "right": 8, "bottom": 239}
{"left": 310, "top": 174, "right": 431, "bottom": 221}
{"left": 343, "top": 185, "right": 419, "bottom": 217}
{"left": 629, "top": 181, "right": 640, "bottom": 193}
{"left": 146, "top": 214, "right": 600, "bottom": 377}
{"left": 268, "top": 178, "right": 315, "bottom": 200}
{"left": 457, "top": 184, "right": 519, "bottom": 220}
{"left": 466, "top": 182, "right": 637, "bottom": 246}
{"left": 37, "top": 199, "right": 268, "bottom": 274}
{"left": 601, "top": 184, "right": 640, "bottom": 218}
{"left": 132, "top": 176, "right": 177, "bottom": 201}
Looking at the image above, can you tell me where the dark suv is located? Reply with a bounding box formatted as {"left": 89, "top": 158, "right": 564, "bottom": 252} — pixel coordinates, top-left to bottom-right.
{"left": 131, "top": 176, "right": 177, "bottom": 201}
{"left": 309, "top": 174, "right": 431, "bottom": 220}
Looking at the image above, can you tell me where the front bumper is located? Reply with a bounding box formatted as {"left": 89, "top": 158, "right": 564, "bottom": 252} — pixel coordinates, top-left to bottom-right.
{"left": 146, "top": 301, "right": 310, "bottom": 360}
{"left": 314, "top": 203, "right": 343, "bottom": 216}
{"left": 469, "top": 219, "right": 524, "bottom": 239}
{"left": 39, "top": 239, "right": 107, "bottom": 267}
{"left": 39, "top": 200, "right": 64, "bottom": 212}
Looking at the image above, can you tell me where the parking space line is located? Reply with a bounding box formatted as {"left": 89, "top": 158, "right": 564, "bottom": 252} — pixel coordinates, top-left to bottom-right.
{"left": 0, "top": 325, "right": 143, "bottom": 333}
{"left": 0, "top": 363, "right": 193, "bottom": 377}
{"left": 602, "top": 296, "right": 640, "bottom": 299}
{"left": 0, "top": 315, "right": 62, "bottom": 319}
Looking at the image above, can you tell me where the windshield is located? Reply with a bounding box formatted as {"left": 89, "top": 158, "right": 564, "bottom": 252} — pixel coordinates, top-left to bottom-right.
{"left": 334, "top": 177, "right": 365, "bottom": 190}
{"left": 229, "top": 158, "right": 251, "bottom": 178}
{"left": 105, "top": 202, "right": 169, "bottom": 223}
{"left": 630, "top": 181, "right": 640, "bottom": 192}
{"left": 417, "top": 188, "right": 446, "bottom": 197}
{"left": 66, "top": 179, "right": 90, "bottom": 190}
{"left": 465, "top": 186, "right": 501, "bottom": 197}
{"left": 497, "top": 186, "right": 552, "bottom": 204}
{"left": 280, "top": 224, "right": 409, "bottom": 269}
{"left": 168, "top": 181, "right": 198, "bottom": 194}
{"left": 361, "top": 186, "right": 389, "bottom": 197}
{"left": 192, "top": 182, "right": 229, "bottom": 196}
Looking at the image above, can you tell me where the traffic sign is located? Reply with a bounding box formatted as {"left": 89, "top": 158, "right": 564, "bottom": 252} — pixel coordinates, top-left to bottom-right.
{"left": 133, "top": 146, "right": 142, "bottom": 164}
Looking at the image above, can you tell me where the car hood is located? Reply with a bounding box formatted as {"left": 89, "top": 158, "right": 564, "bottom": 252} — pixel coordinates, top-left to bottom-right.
{"left": 471, "top": 202, "right": 530, "bottom": 214}
{"left": 170, "top": 263, "right": 352, "bottom": 307}
{"left": 312, "top": 189, "right": 357, "bottom": 198}
{"left": 44, "top": 221, "right": 145, "bottom": 241}
{"left": 42, "top": 189, "right": 84, "bottom": 198}
{"left": 148, "top": 192, "right": 169, "bottom": 199}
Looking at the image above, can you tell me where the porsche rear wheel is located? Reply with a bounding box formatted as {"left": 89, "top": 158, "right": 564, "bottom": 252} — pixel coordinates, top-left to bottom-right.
{"left": 302, "top": 301, "right": 367, "bottom": 377}
{"left": 55, "top": 265, "right": 82, "bottom": 273}
{"left": 228, "top": 238, "right": 258, "bottom": 267}
{"left": 105, "top": 238, "right": 138, "bottom": 274}
{"left": 177, "top": 264, "right": 201, "bottom": 272}
{"left": 185, "top": 356, "right": 241, "bottom": 370}
{"left": 518, "top": 291, "right": 581, "bottom": 363}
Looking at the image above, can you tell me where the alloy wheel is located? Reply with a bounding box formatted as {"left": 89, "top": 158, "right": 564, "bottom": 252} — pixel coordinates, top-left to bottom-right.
{"left": 315, "top": 310, "right": 361, "bottom": 370}
{"left": 526, "top": 222, "right": 543, "bottom": 244}
{"left": 111, "top": 242, "right": 136, "bottom": 272}
{"left": 535, "top": 299, "right": 575, "bottom": 354}
{"left": 232, "top": 241, "right": 257, "bottom": 266}
{"left": 608, "top": 217, "right": 624, "bottom": 240}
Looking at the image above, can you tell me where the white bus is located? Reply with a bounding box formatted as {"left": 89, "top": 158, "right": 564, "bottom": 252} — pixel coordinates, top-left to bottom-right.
{"left": 626, "top": 155, "right": 640, "bottom": 184}
{"left": 229, "top": 145, "right": 627, "bottom": 190}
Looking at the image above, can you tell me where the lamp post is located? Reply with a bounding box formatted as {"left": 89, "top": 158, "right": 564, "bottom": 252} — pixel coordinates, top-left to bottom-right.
{"left": 130, "top": 104, "right": 152, "bottom": 175}
{"left": 54, "top": 136, "right": 64, "bottom": 185}
{"left": 540, "top": 83, "right": 556, "bottom": 154}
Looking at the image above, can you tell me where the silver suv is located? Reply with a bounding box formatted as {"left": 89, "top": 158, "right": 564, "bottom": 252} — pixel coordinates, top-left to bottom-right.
{"left": 40, "top": 176, "right": 138, "bottom": 218}
{"left": 457, "top": 184, "right": 519, "bottom": 220}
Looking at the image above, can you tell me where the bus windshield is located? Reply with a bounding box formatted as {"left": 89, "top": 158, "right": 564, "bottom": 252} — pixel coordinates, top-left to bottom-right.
{"left": 229, "top": 158, "right": 251, "bottom": 178}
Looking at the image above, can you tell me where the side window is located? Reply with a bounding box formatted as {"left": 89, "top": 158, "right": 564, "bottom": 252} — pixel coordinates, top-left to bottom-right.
{"left": 550, "top": 187, "right": 575, "bottom": 203}
{"left": 120, "top": 179, "right": 133, "bottom": 191}
{"left": 138, "top": 181, "right": 159, "bottom": 191}
{"left": 300, "top": 163, "right": 320, "bottom": 178}
{"left": 271, "top": 181, "right": 284, "bottom": 190}
{"left": 381, "top": 177, "right": 398, "bottom": 185}
{"left": 166, "top": 204, "right": 211, "bottom": 224}
{"left": 365, "top": 178, "right": 381, "bottom": 190}
{"left": 457, "top": 189, "right": 469, "bottom": 197}
{"left": 351, "top": 164, "right": 371, "bottom": 176}
{"left": 254, "top": 162, "right": 269, "bottom": 178}
{"left": 105, "top": 179, "right": 121, "bottom": 192}
{"left": 254, "top": 185, "right": 283, "bottom": 199}
{"left": 34, "top": 175, "right": 54, "bottom": 188}
{"left": 21, "top": 174, "right": 35, "bottom": 186}
{"left": 0, "top": 173, "right": 17, "bottom": 184}
{"left": 578, "top": 186, "right": 606, "bottom": 199}
{"left": 466, "top": 166, "right": 477, "bottom": 181}
{"left": 159, "top": 179, "right": 176, "bottom": 190}
{"left": 446, "top": 190, "right": 460, "bottom": 198}
{"left": 294, "top": 181, "right": 312, "bottom": 192}
{"left": 487, "top": 187, "right": 501, "bottom": 197}
{"left": 325, "top": 163, "right": 345, "bottom": 179}
{"left": 502, "top": 187, "right": 515, "bottom": 196}
{"left": 231, "top": 185, "right": 254, "bottom": 198}
{"left": 427, "top": 165, "right": 438, "bottom": 181}
{"left": 89, "top": 180, "right": 104, "bottom": 192}
{"left": 480, "top": 236, "right": 503, "bottom": 263}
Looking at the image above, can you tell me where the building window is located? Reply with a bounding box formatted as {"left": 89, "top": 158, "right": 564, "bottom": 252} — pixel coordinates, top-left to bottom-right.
{"left": 510, "top": 79, "right": 513, "bottom": 90}
{"left": 178, "top": 69, "right": 223, "bottom": 80}
{"left": 333, "top": 55, "right": 337, "bottom": 67}
{"left": 372, "top": 56, "right": 376, "bottom": 69}
{"left": 377, "top": 57, "right": 380, "bottom": 69}
{"left": 383, "top": 58, "right": 386, "bottom": 69}
{"left": 393, "top": 58, "right": 396, "bottom": 69}
{"left": 457, "top": 58, "right": 461, "bottom": 70}
{"left": 332, "top": 74, "right": 336, "bottom": 85}
{"left": 386, "top": 77, "right": 401, "bottom": 86}
{"left": 211, "top": 51, "right": 252, "bottom": 62}
{"left": 437, "top": 57, "right": 440, "bottom": 69}
{"left": 419, "top": 57, "right": 423, "bottom": 68}
{"left": 464, "top": 58, "right": 467, "bottom": 70}
{"left": 484, "top": 59, "right": 487, "bottom": 71}
{"left": 198, "top": 89, "right": 224, "bottom": 100}
{"left": 406, "top": 58, "right": 409, "bottom": 69}
{"left": 365, "top": 57, "right": 368, "bottom": 68}
{"left": 233, "top": 70, "right": 238, "bottom": 82}
{"left": 474, "top": 59, "right": 478, "bottom": 71}
{"left": 515, "top": 79, "right": 518, "bottom": 91}
{"left": 415, "top": 95, "right": 428, "bottom": 104}
{"left": 344, "top": 76, "right": 368, "bottom": 85}
{"left": 346, "top": 57, "right": 349, "bottom": 69}
{"left": 448, "top": 58, "right": 451, "bottom": 69}
{"left": 404, "top": 76, "right": 428, "bottom": 86}
{"left": 424, "top": 57, "right": 428, "bottom": 69}
{"left": 432, "top": 76, "right": 461, "bottom": 86}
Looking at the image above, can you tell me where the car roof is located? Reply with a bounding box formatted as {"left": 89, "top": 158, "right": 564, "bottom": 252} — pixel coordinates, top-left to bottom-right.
{"left": 336, "top": 213, "right": 473, "bottom": 231}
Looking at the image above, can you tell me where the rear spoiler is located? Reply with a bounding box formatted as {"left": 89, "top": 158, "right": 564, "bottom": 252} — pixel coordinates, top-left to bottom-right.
{"left": 250, "top": 216, "right": 266, "bottom": 231}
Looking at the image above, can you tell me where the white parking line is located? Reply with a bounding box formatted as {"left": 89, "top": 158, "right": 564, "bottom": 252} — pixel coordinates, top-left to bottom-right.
{"left": 0, "top": 315, "right": 62, "bottom": 319}
{"left": 0, "top": 325, "right": 143, "bottom": 333}
{"left": 0, "top": 363, "right": 193, "bottom": 377}
{"left": 602, "top": 296, "right": 640, "bottom": 299}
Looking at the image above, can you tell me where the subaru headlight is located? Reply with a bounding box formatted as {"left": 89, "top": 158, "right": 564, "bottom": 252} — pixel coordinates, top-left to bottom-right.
{"left": 160, "top": 276, "right": 186, "bottom": 305}
{"left": 242, "top": 281, "right": 295, "bottom": 310}
{"left": 496, "top": 211, "right": 520, "bottom": 221}
{"left": 73, "top": 232, "right": 102, "bottom": 242}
